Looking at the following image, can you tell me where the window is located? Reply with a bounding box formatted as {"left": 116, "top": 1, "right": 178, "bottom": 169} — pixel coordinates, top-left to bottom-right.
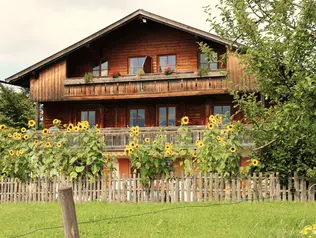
{"left": 213, "top": 105, "right": 231, "bottom": 123}
{"left": 129, "top": 57, "right": 146, "bottom": 75}
{"left": 199, "top": 52, "right": 218, "bottom": 70}
{"left": 158, "top": 106, "right": 176, "bottom": 126}
{"left": 129, "top": 109, "right": 145, "bottom": 127}
{"left": 159, "top": 55, "right": 176, "bottom": 72}
{"left": 93, "top": 61, "right": 108, "bottom": 77}
{"left": 81, "top": 111, "right": 96, "bottom": 126}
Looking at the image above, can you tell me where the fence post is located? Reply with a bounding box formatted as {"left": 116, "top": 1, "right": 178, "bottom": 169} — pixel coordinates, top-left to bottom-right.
{"left": 59, "top": 187, "right": 79, "bottom": 238}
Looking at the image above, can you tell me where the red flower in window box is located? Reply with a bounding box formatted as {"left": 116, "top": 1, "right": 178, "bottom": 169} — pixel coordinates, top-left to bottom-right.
{"left": 163, "top": 67, "right": 174, "bottom": 75}
{"left": 111, "top": 71, "right": 121, "bottom": 79}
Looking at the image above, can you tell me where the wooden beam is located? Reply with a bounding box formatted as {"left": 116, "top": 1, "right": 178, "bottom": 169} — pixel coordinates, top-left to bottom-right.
{"left": 35, "top": 102, "right": 40, "bottom": 129}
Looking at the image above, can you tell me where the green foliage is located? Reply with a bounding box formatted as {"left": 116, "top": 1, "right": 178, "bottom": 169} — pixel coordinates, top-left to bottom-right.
{"left": 127, "top": 126, "right": 176, "bottom": 185}
{"left": 205, "top": 0, "right": 316, "bottom": 181}
{"left": 84, "top": 72, "right": 94, "bottom": 83}
{"left": 0, "top": 120, "right": 114, "bottom": 181}
{"left": 197, "top": 66, "right": 210, "bottom": 77}
{"left": 0, "top": 85, "right": 35, "bottom": 128}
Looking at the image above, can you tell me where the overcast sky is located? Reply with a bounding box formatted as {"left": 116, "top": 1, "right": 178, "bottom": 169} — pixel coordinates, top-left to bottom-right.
{"left": 0, "top": 0, "right": 220, "bottom": 80}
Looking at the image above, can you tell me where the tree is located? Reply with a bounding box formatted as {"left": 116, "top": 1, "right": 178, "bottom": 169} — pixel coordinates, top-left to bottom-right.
{"left": 203, "top": 0, "right": 316, "bottom": 181}
{"left": 0, "top": 84, "right": 35, "bottom": 128}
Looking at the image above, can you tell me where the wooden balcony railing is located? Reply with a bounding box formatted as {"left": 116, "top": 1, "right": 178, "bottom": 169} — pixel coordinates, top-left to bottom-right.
{"left": 100, "top": 126, "right": 253, "bottom": 151}
{"left": 64, "top": 71, "right": 233, "bottom": 100}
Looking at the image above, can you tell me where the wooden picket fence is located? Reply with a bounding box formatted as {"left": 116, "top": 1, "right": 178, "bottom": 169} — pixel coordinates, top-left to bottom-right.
{"left": 0, "top": 173, "right": 315, "bottom": 204}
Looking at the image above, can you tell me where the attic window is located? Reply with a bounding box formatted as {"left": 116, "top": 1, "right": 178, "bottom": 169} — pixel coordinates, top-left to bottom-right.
{"left": 129, "top": 57, "right": 146, "bottom": 75}
{"left": 93, "top": 61, "right": 108, "bottom": 77}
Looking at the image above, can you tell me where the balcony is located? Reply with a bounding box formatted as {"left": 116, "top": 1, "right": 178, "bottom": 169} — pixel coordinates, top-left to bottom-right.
{"left": 64, "top": 71, "right": 232, "bottom": 101}
{"left": 100, "top": 126, "right": 253, "bottom": 151}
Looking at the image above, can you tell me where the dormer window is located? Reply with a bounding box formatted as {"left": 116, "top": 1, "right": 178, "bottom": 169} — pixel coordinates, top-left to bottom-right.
{"left": 93, "top": 61, "right": 108, "bottom": 77}
{"left": 199, "top": 52, "right": 218, "bottom": 70}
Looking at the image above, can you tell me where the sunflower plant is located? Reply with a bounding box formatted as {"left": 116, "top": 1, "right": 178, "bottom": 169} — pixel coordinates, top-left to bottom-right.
{"left": 195, "top": 115, "right": 243, "bottom": 177}
{"left": 0, "top": 119, "right": 113, "bottom": 181}
{"left": 127, "top": 126, "right": 177, "bottom": 185}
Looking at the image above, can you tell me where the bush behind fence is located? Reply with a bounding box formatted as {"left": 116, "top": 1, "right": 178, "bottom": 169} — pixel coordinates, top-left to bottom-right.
{"left": 0, "top": 173, "right": 315, "bottom": 204}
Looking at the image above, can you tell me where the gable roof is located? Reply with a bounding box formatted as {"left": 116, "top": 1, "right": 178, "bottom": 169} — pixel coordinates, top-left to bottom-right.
{"left": 6, "top": 9, "right": 234, "bottom": 84}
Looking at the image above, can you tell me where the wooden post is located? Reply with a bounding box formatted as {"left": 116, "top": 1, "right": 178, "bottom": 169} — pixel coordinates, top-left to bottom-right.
{"left": 35, "top": 102, "right": 41, "bottom": 129}
{"left": 59, "top": 187, "right": 79, "bottom": 238}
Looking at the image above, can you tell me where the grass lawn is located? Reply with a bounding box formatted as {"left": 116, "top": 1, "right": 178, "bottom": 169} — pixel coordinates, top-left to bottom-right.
{"left": 1, "top": 202, "right": 315, "bottom": 238}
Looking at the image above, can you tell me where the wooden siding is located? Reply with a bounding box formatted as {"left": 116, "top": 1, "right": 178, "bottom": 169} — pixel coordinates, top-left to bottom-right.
{"left": 227, "top": 53, "right": 255, "bottom": 90}
{"left": 66, "top": 20, "right": 227, "bottom": 77}
{"left": 30, "top": 60, "right": 66, "bottom": 102}
{"left": 42, "top": 95, "right": 237, "bottom": 128}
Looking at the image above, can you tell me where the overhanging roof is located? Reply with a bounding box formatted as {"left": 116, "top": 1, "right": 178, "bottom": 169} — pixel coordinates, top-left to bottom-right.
{"left": 5, "top": 9, "right": 235, "bottom": 84}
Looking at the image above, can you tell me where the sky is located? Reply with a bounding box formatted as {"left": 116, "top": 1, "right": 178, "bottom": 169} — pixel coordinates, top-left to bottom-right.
{"left": 0, "top": 0, "right": 220, "bottom": 80}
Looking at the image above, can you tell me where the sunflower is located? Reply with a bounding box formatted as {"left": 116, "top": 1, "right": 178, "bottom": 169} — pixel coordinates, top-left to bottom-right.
{"left": 96, "top": 129, "right": 101, "bottom": 134}
{"left": 53, "top": 119, "right": 60, "bottom": 125}
{"left": 63, "top": 124, "right": 68, "bottom": 128}
{"left": 135, "top": 131, "right": 139, "bottom": 136}
{"left": 13, "top": 132, "right": 18, "bottom": 137}
{"left": 21, "top": 127, "right": 27, "bottom": 133}
{"left": 144, "top": 138, "right": 150, "bottom": 143}
{"left": 165, "top": 143, "right": 171, "bottom": 150}
{"left": 9, "top": 150, "right": 14, "bottom": 156}
{"left": 131, "top": 126, "right": 136, "bottom": 132}
{"left": 229, "top": 147, "right": 237, "bottom": 153}
{"left": 220, "top": 130, "right": 225, "bottom": 135}
{"left": 56, "top": 142, "right": 62, "bottom": 148}
{"left": 73, "top": 126, "right": 79, "bottom": 132}
{"left": 217, "top": 136, "right": 223, "bottom": 142}
{"left": 130, "top": 142, "right": 136, "bottom": 148}
{"left": 42, "top": 128, "right": 49, "bottom": 135}
{"left": 165, "top": 150, "right": 171, "bottom": 157}
{"left": 207, "top": 123, "right": 214, "bottom": 130}
{"left": 135, "top": 144, "right": 139, "bottom": 149}
{"left": 16, "top": 151, "right": 20, "bottom": 156}
{"left": 78, "top": 124, "right": 83, "bottom": 130}
{"left": 34, "top": 140, "right": 39, "bottom": 146}
{"left": 209, "top": 115, "right": 215, "bottom": 121}
{"left": 28, "top": 120, "right": 36, "bottom": 127}
{"left": 22, "top": 135, "right": 29, "bottom": 141}
{"left": 135, "top": 126, "right": 139, "bottom": 132}
{"left": 0, "top": 124, "right": 6, "bottom": 130}
{"left": 195, "top": 140, "right": 201, "bottom": 146}
{"left": 129, "top": 133, "right": 134, "bottom": 137}
{"left": 198, "top": 141, "right": 204, "bottom": 148}
{"left": 82, "top": 121, "right": 89, "bottom": 127}
{"left": 181, "top": 116, "right": 189, "bottom": 125}
{"left": 82, "top": 125, "right": 88, "bottom": 130}
{"left": 211, "top": 118, "right": 217, "bottom": 123}
{"left": 16, "top": 134, "right": 22, "bottom": 140}
{"left": 66, "top": 127, "right": 72, "bottom": 132}
{"left": 159, "top": 135, "right": 164, "bottom": 139}
{"left": 45, "top": 141, "right": 51, "bottom": 148}
{"left": 19, "top": 150, "right": 24, "bottom": 155}
{"left": 252, "top": 159, "right": 259, "bottom": 166}
{"left": 7, "top": 133, "right": 12, "bottom": 138}
{"left": 227, "top": 124, "right": 233, "bottom": 131}
{"left": 129, "top": 148, "right": 134, "bottom": 154}
{"left": 68, "top": 123, "right": 74, "bottom": 130}
{"left": 220, "top": 141, "right": 227, "bottom": 147}
{"left": 152, "top": 140, "right": 157, "bottom": 146}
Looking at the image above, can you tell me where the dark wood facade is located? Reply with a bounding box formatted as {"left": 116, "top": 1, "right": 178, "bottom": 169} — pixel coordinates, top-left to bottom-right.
{"left": 15, "top": 12, "right": 254, "bottom": 129}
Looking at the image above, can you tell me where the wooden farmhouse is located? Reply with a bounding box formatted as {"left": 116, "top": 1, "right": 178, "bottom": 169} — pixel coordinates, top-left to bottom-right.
{"left": 5, "top": 9, "right": 255, "bottom": 176}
